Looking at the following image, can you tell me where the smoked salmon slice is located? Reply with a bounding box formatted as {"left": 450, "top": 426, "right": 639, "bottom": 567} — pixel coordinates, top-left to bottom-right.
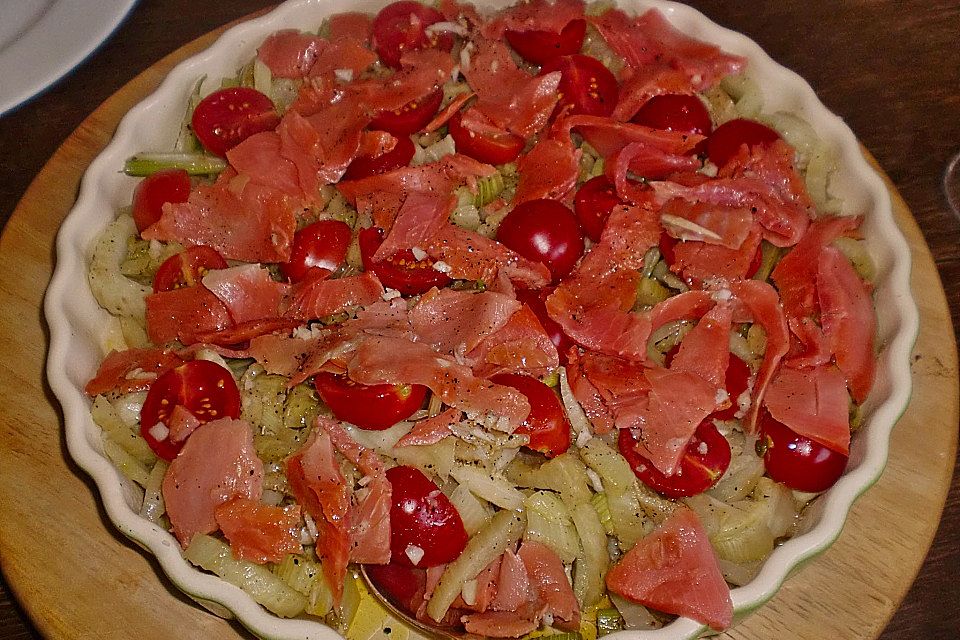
{"left": 215, "top": 498, "right": 302, "bottom": 564}
{"left": 606, "top": 505, "right": 732, "bottom": 631}
{"left": 162, "top": 417, "right": 264, "bottom": 547}
{"left": 286, "top": 429, "right": 352, "bottom": 604}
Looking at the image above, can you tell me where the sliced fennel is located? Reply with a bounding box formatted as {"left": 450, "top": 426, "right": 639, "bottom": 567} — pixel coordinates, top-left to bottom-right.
{"left": 523, "top": 490, "right": 581, "bottom": 564}
{"left": 183, "top": 534, "right": 307, "bottom": 618}
{"left": 124, "top": 152, "right": 227, "bottom": 176}
{"left": 426, "top": 509, "right": 526, "bottom": 622}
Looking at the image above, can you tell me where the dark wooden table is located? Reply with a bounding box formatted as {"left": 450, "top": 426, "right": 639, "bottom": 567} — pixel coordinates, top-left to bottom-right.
{"left": 1, "top": 1, "right": 957, "bottom": 638}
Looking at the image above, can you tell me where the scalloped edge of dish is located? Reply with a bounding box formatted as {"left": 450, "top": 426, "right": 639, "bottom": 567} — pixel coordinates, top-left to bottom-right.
{"left": 43, "top": 1, "right": 919, "bottom": 639}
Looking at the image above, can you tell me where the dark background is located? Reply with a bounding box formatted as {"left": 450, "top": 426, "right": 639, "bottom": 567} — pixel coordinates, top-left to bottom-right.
{"left": 0, "top": 1, "right": 957, "bottom": 638}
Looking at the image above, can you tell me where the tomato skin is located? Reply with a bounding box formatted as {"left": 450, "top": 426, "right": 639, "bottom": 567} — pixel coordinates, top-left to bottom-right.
{"left": 369, "top": 88, "right": 444, "bottom": 136}
{"left": 504, "top": 18, "right": 586, "bottom": 65}
{"left": 712, "top": 353, "right": 751, "bottom": 420}
{"left": 619, "top": 420, "right": 732, "bottom": 498}
{"left": 371, "top": 1, "right": 454, "bottom": 69}
{"left": 313, "top": 371, "right": 427, "bottom": 430}
{"left": 573, "top": 175, "right": 624, "bottom": 242}
{"left": 132, "top": 169, "right": 191, "bottom": 233}
{"left": 153, "top": 246, "right": 229, "bottom": 293}
{"left": 447, "top": 111, "right": 524, "bottom": 165}
{"left": 491, "top": 374, "right": 571, "bottom": 457}
{"left": 496, "top": 199, "right": 585, "bottom": 281}
{"left": 386, "top": 466, "right": 468, "bottom": 566}
{"left": 759, "top": 410, "right": 848, "bottom": 493}
{"left": 280, "top": 220, "right": 352, "bottom": 283}
{"left": 191, "top": 87, "right": 280, "bottom": 157}
{"left": 631, "top": 93, "right": 713, "bottom": 137}
{"left": 539, "top": 54, "right": 619, "bottom": 118}
{"left": 514, "top": 287, "right": 574, "bottom": 365}
{"left": 139, "top": 360, "right": 242, "bottom": 461}
{"left": 706, "top": 118, "right": 781, "bottom": 167}
{"left": 358, "top": 227, "right": 452, "bottom": 295}
{"left": 658, "top": 232, "right": 677, "bottom": 266}
{"left": 343, "top": 135, "right": 416, "bottom": 180}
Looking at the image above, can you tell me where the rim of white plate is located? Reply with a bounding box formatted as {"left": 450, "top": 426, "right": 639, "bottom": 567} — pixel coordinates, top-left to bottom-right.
{"left": 44, "top": 1, "right": 919, "bottom": 639}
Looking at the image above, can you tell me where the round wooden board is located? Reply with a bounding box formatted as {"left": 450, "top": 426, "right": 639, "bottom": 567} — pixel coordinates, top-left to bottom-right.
{"left": 0, "top": 18, "right": 957, "bottom": 640}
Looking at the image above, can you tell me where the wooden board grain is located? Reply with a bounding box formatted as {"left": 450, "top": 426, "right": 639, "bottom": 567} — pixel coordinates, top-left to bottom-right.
{"left": 0, "top": 19, "right": 956, "bottom": 640}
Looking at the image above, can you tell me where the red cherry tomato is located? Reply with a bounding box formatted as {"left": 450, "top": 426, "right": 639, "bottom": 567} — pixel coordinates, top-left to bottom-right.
{"left": 491, "top": 374, "right": 571, "bottom": 458}
{"left": 631, "top": 93, "right": 713, "bottom": 137}
{"left": 358, "top": 227, "right": 452, "bottom": 295}
{"left": 132, "top": 169, "right": 191, "bottom": 233}
{"left": 371, "top": 1, "right": 454, "bottom": 69}
{"left": 619, "top": 420, "right": 731, "bottom": 498}
{"left": 712, "top": 354, "right": 751, "bottom": 421}
{"left": 139, "top": 360, "right": 241, "bottom": 461}
{"left": 573, "top": 175, "right": 625, "bottom": 242}
{"left": 191, "top": 87, "right": 280, "bottom": 157}
{"left": 280, "top": 220, "right": 352, "bottom": 283}
{"left": 706, "top": 118, "right": 781, "bottom": 167}
{"left": 658, "top": 232, "right": 677, "bottom": 265}
{"left": 759, "top": 410, "right": 848, "bottom": 493}
{"left": 153, "top": 246, "right": 228, "bottom": 293}
{"left": 386, "top": 466, "right": 468, "bottom": 566}
{"left": 344, "top": 135, "right": 416, "bottom": 180}
{"left": 514, "top": 287, "right": 574, "bottom": 365}
{"left": 369, "top": 88, "right": 444, "bottom": 136}
{"left": 539, "top": 54, "right": 619, "bottom": 118}
{"left": 313, "top": 371, "right": 427, "bottom": 430}
{"left": 504, "top": 19, "right": 586, "bottom": 66}
{"left": 447, "top": 111, "right": 525, "bottom": 165}
{"left": 745, "top": 243, "right": 764, "bottom": 279}
{"left": 496, "top": 199, "right": 585, "bottom": 281}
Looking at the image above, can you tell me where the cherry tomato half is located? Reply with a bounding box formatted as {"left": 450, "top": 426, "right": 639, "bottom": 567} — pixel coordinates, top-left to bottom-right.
{"left": 496, "top": 198, "right": 585, "bottom": 281}
{"left": 371, "top": 1, "right": 454, "bottom": 69}
{"left": 491, "top": 373, "right": 571, "bottom": 458}
{"left": 759, "top": 410, "right": 848, "bottom": 493}
{"left": 280, "top": 219, "right": 352, "bottom": 283}
{"left": 140, "top": 359, "right": 242, "bottom": 461}
{"left": 658, "top": 232, "right": 677, "bottom": 266}
{"left": 369, "top": 88, "right": 444, "bottom": 136}
{"left": 514, "top": 287, "right": 574, "bottom": 365}
{"left": 539, "top": 54, "right": 619, "bottom": 118}
{"left": 313, "top": 371, "right": 427, "bottom": 430}
{"left": 343, "top": 135, "right": 416, "bottom": 180}
{"left": 619, "top": 420, "right": 732, "bottom": 498}
{"left": 358, "top": 227, "right": 452, "bottom": 296}
{"left": 631, "top": 93, "right": 713, "bottom": 137}
{"left": 573, "top": 175, "right": 625, "bottom": 242}
{"left": 132, "top": 169, "right": 191, "bottom": 233}
{"left": 386, "top": 465, "right": 468, "bottom": 567}
{"left": 706, "top": 118, "right": 781, "bottom": 168}
{"left": 504, "top": 18, "right": 587, "bottom": 66}
{"left": 447, "top": 111, "right": 525, "bottom": 165}
{"left": 191, "top": 87, "right": 279, "bottom": 157}
{"left": 712, "top": 353, "right": 751, "bottom": 421}
{"left": 153, "top": 245, "right": 229, "bottom": 293}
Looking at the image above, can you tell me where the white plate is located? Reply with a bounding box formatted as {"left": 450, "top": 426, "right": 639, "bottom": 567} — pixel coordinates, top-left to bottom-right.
{"left": 44, "top": 0, "right": 920, "bottom": 638}
{"left": 0, "top": 0, "right": 138, "bottom": 115}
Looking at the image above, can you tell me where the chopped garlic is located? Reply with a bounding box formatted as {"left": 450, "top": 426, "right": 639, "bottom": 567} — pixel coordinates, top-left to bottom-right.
{"left": 405, "top": 544, "right": 425, "bottom": 566}
{"left": 148, "top": 422, "right": 169, "bottom": 442}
